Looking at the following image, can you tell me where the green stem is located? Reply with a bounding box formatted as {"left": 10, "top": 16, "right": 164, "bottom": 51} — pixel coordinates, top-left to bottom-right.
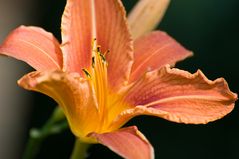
{"left": 22, "top": 107, "right": 67, "bottom": 159}
{"left": 70, "top": 139, "right": 91, "bottom": 159}
{"left": 22, "top": 129, "right": 43, "bottom": 159}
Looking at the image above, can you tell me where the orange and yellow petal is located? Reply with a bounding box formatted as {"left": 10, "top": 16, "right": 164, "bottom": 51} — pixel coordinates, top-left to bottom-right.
{"left": 89, "top": 126, "right": 154, "bottom": 159}
{"left": 0, "top": 26, "right": 63, "bottom": 70}
{"left": 18, "top": 70, "right": 100, "bottom": 143}
{"left": 61, "top": 0, "right": 133, "bottom": 88}
{"left": 94, "top": 0, "right": 133, "bottom": 91}
{"left": 130, "top": 31, "right": 192, "bottom": 82}
{"left": 61, "top": 0, "right": 93, "bottom": 73}
{"left": 113, "top": 65, "right": 237, "bottom": 126}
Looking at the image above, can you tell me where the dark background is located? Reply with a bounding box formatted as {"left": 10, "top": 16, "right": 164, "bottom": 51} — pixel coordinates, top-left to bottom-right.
{"left": 20, "top": 0, "right": 239, "bottom": 159}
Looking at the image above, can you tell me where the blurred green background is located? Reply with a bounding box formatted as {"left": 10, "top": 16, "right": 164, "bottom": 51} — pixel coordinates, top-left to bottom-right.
{"left": 5, "top": 0, "right": 238, "bottom": 159}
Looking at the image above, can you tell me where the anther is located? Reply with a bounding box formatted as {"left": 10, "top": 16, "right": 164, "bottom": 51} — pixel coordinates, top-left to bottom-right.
{"left": 99, "top": 53, "right": 106, "bottom": 63}
{"left": 92, "top": 56, "right": 95, "bottom": 68}
{"left": 91, "top": 38, "right": 97, "bottom": 48}
{"left": 97, "top": 45, "right": 101, "bottom": 53}
{"left": 82, "top": 68, "right": 91, "bottom": 78}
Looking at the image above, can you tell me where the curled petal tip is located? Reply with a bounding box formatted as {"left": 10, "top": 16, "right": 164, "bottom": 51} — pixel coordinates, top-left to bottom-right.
{"left": 118, "top": 65, "right": 237, "bottom": 126}
{"left": 89, "top": 126, "right": 154, "bottom": 159}
{"left": 17, "top": 72, "right": 39, "bottom": 89}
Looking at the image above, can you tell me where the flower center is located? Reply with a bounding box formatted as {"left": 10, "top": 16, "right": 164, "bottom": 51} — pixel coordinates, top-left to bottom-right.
{"left": 82, "top": 39, "right": 109, "bottom": 132}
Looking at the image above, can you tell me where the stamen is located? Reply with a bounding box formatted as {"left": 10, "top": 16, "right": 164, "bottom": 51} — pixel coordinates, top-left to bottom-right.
{"left": 91, "top": 38, "right": 97, "bottom": 50}
{"left": 99, "top": 53, "right": 106, "bottom": 63}
{"left": 97, "top": 45, "right": 101, "bottom": 52}
{"left": 82, "top": 68, "right": 91, "bottom": 78}
{"left": 89, "top": 38, "right": 109, "bottom": 131}
{"left": 104, "top": 49, "right": 110, "bottom": 56}
{"left": 92, "top": 56, "right": 95, "bottom": 68}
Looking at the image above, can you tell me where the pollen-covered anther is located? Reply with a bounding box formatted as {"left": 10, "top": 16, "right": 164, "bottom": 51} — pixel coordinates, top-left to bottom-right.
{"left": 97, "top": 45, "right": 101, "bottom": 52}
{"left": 82, "top": 68, "right": 91, "bottom": 78}
{"left": 92, "top": 56, "right": 95, "bottom": 68}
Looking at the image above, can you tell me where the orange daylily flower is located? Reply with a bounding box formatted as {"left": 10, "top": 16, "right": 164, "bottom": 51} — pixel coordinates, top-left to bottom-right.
{"left": 0, "top": 0, "right": 237, "bottom": 159}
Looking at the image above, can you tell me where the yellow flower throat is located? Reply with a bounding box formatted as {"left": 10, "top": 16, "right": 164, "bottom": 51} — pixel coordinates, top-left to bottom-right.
{"left": 78, "top": 39, "right": 131, "bottom": 143}
{"left": 82, "top": 39, "right": 110, "bottom": 132}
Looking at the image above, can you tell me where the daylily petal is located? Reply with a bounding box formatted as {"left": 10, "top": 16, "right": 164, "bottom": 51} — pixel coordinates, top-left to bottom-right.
{"left": 116, "top": 65, "right": 237, "bottom": 126}
{"left": 94, "top": 0, "right": 133, "bottom": 90}
{"left": 128, "top": 0, "right": 170, "bottom": 39}
{"left": 89, "top": 126, "right": 154, "bottom": 159}
{"left": 0, "top": 26, "right": 63, "bottom": 70}
{"left": 18, "top": 70, "right": 100, "bottom": 142}
{"left": 61, "top": 0, "right": 133, "bottom": 90}
{"left": 61, "top": 0, "right": 93, "bottom": 73}
{"left": 130, "top": 31, "right": 192, "bottom": 82}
